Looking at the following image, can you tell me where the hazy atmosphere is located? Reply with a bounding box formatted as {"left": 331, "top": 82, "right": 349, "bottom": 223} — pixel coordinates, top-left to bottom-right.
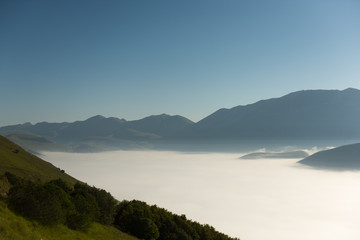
{"left": 1, "top": 0, "right": 360, "bottom": 126}
{"left": 43, "top": 150, "right": 360, "bottom": 240}
{"left": 1, "top": 1, "right": 360, "bottom": 240}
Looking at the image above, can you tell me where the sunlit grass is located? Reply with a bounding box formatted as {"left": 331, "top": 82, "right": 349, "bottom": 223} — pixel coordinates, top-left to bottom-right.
{"left": 0, "top": 201, "right": 138, "bottom": 240}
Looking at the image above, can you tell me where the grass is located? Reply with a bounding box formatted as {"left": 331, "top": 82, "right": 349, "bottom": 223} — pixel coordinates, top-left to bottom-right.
{"left": 0, "top": 201, "right": 138, "bottom": 240}
{"left": 0, "top": 135, "right": 139, "bottom": 240}
{"left": 0, "top": 135, "right": 77, "bottom": 185}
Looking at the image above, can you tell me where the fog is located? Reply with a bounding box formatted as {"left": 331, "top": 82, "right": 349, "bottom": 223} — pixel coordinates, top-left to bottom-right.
{"left": 43, "top": 150, "right": 360, "bottom": 240}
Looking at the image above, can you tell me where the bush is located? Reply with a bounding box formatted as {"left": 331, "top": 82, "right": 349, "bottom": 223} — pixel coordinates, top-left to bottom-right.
{"left": 72, "top": 182, "right": 117, "bottom": 224}
{"left": 114, "top": 200, "right": 239, "bottom": 240}
{"left": 8, "top": 182, "right": 74, "bottom": 225}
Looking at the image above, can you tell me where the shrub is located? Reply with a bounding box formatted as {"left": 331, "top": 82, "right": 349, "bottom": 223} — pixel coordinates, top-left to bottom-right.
{"left": 8, "top": 182, "right": 74, "bottom": 225}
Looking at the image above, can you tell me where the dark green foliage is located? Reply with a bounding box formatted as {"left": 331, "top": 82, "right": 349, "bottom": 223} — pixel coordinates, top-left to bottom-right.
{"left": 5, "top": 173, "right": 238, "bottom": 239}
{"left": 72, "top": 182, "right": 117, "bottom": 225}
{"left": 137, "top": 217, "right": 160, "bottom": 240}
{"left": 4, "top": 171, "right": 24, "bottom": 186}
{"left": 48, "top": 178, "right": 72, "bottom": 193}
{"left": 91, "top": 186, "right": 118, "bottom": 224}
{"left": 6, "top": 178, "right": 117, "bottom": 231}
{"left": 115, "top": 200, "right": 159, "bottom": 240}
{"left": 8, "top": 181, "right": 73, "bottom": 225}
{"left": 72, "top": 183, "right": 100, "bottom": 222}
{"left": 114, "top": 200, "right": 239, "bottom": 240}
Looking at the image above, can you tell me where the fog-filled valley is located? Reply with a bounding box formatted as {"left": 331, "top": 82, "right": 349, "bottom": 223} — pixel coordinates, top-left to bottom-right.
{"left": 43, "top": 149, "right": 360, "bottom": 240}
{"left": 2, "top": 1, "right": 360, "bottom": 239}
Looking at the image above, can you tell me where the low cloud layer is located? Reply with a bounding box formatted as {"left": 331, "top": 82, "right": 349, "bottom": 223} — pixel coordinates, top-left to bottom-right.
{"left": 43, "top": 150, "right": 360, "bottom": 240}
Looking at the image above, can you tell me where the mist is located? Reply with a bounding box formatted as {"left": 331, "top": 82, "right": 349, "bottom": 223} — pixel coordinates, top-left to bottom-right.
{"left": 43, "top": 150, "right": 360, "bottom": 240}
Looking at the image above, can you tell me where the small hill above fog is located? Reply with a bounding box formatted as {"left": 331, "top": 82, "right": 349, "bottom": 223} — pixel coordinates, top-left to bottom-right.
{"left": 298, "top": 143, "right": 360, "bottom": 170}
{"left": 241, "top": 150, "right": 309, "bottom": 159}
{"left": 182, "top": 88, "right": 360, "bottom": 140}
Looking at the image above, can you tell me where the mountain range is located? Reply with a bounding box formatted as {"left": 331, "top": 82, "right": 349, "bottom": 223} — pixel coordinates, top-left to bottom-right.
{"left": 2, "top": 88, "right": 360, "bottom": 152}
{"left": 0, "top": 114, "right": 194, "bottom": 152}
{"left": 183, "top": 88, "right": 360, "bottom": 140}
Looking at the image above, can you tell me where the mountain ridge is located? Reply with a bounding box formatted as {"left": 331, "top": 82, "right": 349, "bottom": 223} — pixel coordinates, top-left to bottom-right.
{"left": 183, "top": 88, "right": 360, "bottom": 140}
{"left": 2, "top": 88, "right": 360, "bottom": 152}
{"left": 0, "top": 114, "right": 195, "bottom": 152}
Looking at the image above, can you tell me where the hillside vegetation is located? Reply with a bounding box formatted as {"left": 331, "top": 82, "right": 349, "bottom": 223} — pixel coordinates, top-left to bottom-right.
{"left": 0, "top": 201, "right": 138, "bottom": 240}
{"left": 0, "top": 135, "right": 240, "bottom": 240}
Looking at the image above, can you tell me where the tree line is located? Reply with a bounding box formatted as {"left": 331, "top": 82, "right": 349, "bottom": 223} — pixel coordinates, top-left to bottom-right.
{"left": 2, "top": 172, "right": 239, "bottom": 240}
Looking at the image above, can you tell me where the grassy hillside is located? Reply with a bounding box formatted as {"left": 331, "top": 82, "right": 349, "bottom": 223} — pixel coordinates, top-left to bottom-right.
{"left": 0, "top": 135, "right": 240, "bottom": 240}
{"left": 0, "top": 135, "right": 140, "bottom": 240}
{"left": 0, "top": 135, "right": 76, "bottom": 185}
{"left": 0, "top": 201, "right": 138, "bottom": 240}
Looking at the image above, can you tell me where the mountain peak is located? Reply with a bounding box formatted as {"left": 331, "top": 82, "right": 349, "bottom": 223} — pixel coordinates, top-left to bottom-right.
{"left": 86, "top": 115, "right": 106, "bottom": 121}
{"left": 151, "top": 113, "right": 169, "bottom": 118}
{"left": 187, "top": 88, "right": 360, "bottom": 139}
{"left": 342, "top": 88, "right": 360, "bottom": 93}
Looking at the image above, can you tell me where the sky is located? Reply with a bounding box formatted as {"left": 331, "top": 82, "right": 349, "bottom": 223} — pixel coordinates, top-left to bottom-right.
{"left": 1, "top": 0, "right": 359, "bottom": 126}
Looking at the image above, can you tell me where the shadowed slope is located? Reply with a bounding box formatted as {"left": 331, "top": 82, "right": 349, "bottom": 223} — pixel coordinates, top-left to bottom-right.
{"left": 298, "top": 143, "right": 360, "bottom": 170}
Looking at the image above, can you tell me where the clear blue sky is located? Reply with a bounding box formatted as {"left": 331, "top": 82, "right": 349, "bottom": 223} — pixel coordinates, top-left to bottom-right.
{"left": 1, "top": 0, "right": 359, "bottom": 126}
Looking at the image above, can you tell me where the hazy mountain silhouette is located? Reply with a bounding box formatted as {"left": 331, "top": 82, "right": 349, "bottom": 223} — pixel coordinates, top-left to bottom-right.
{"left": 182, "top": 88, "right": 360, "bottom": 140}
{"left": 126, "top": 114, "right": 194, "bottom": 137}
{"left": 2, "top": 88, "right": 360, "bottom": 152}
{"left": 0, "top": 114, "right": 194, "bottom": 152}
{"left": 298, "top": 143, "right": 360, "bottom": 170}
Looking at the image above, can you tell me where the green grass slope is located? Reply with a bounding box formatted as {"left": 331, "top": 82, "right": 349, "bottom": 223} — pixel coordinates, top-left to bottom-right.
{"left": 0, "top": 135, "right": 76, "bottom": 185}
{"left": 0, "top": 201, "right": 138, "bottom": 240}
{"left": 0, "top": 135, "right": 239, "bottom": 240}
{"left": 0, "top": 135, "right": 140, "bottom": 240}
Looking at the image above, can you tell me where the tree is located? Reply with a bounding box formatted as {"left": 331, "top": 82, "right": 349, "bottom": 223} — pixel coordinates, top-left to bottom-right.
{"left": 114, "top": 200, "right": 159, "bottom": 240}
{"left": 8, "top": 182, "right": 74, "bottom": 225}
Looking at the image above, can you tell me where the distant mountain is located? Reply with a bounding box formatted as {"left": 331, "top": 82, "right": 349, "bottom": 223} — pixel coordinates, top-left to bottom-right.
{"left": 2, "top": 88, "right": 360, "bottom": 152}
{"left": 298, "top": 143, "right": 360, "bottom": 170}
{"left": 125, "top": 114, "right": 194, "bottom": 137}
{"left": 182, "top": 88, "right": 360, "bottom": 140}
{"left": 0, "top": 114, "right": 194, "bottom": 152}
